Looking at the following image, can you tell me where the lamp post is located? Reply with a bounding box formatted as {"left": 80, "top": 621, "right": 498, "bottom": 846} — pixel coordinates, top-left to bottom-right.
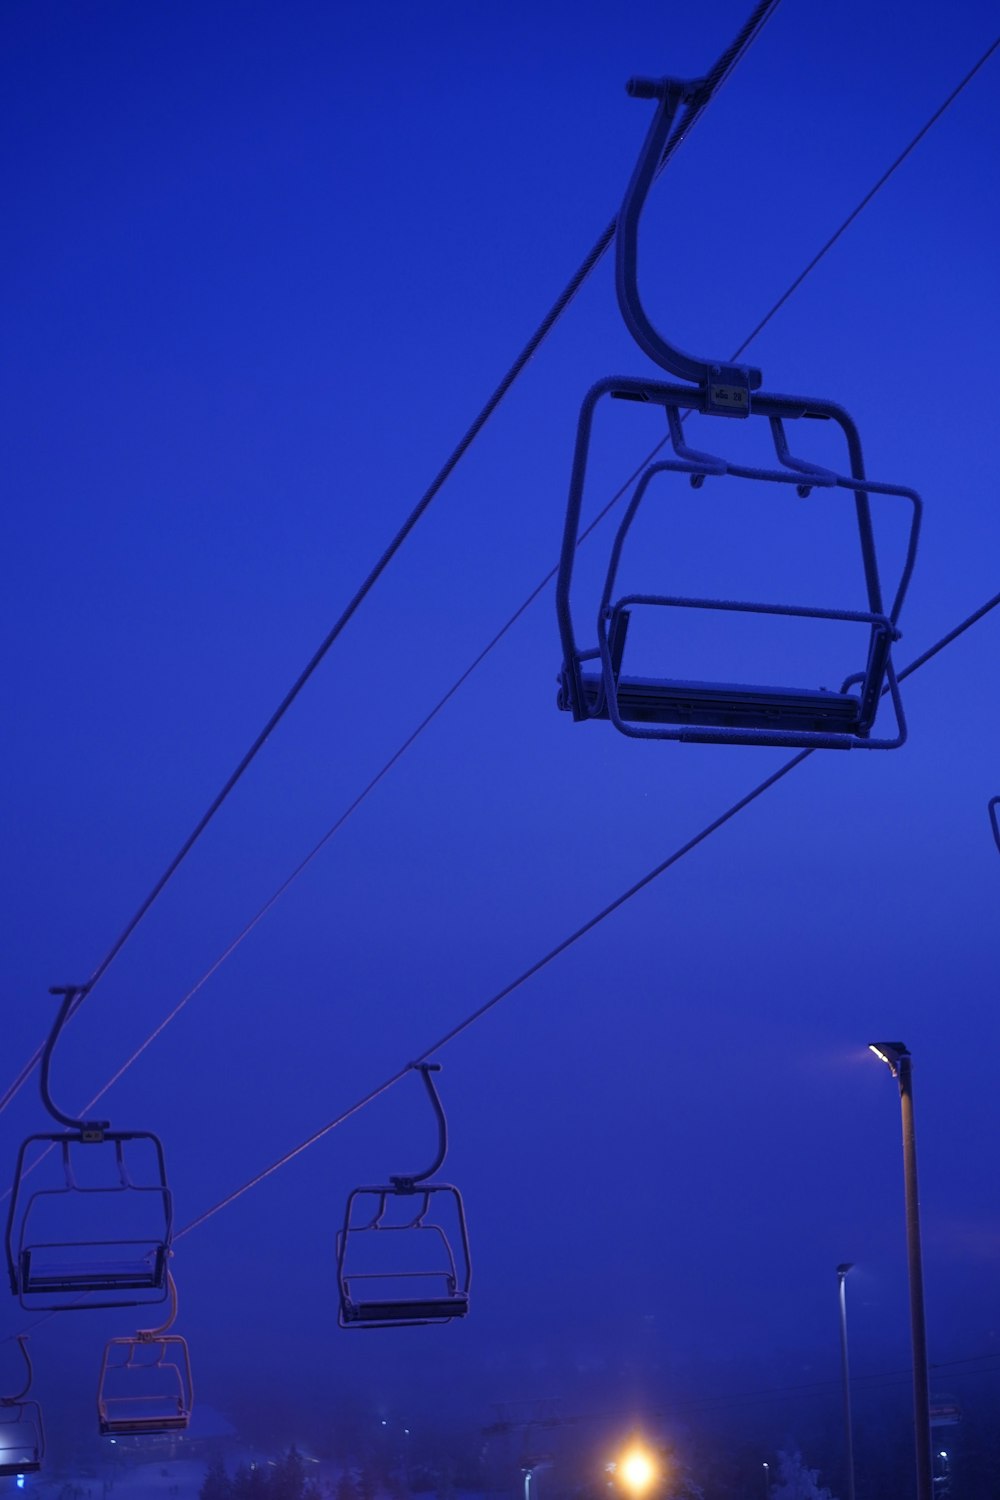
{"left": 869, "top": 1042, "right": 933, "bottom": 1500}
{"left": 836, "top": 1264, "right": 856, "bottom": 1500}
{"left": 762, "top": 1460, "right": 770, "bottom": 1499}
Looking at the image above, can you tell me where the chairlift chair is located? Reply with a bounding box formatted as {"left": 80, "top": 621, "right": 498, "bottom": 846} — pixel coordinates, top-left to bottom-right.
{"left": 5, "top": 985, "right": 173, "bottom": 1311}
{"left": 336, "top": 1064, "right": 471, "bottom": 1329}
{"left": 0, "top": 1338, "right": 45, "bottom": 1477}
{"left": 556, "top": 75, "right": 921, "bottom": 749}
{"left": 97, "top": 1271, "right": 193, "bottom": 1438}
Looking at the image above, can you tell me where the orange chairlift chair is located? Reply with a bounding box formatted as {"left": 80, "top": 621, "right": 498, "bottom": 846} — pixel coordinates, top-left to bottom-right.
{"left": 97, "top": 1269, "right": 193, "bottom": 1438}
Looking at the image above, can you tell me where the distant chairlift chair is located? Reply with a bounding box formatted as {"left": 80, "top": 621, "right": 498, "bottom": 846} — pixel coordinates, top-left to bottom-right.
{"left": 97, "top": 1270, "right": 194, "bottom": 1437}
{"left": 556, "top": 74, "right": 922, "bottom": 749}
{"left": 336, "top": 1063, "right": 471, "bottom": 1328}
{"left": 0, "top": 1338, "right": 45, "bottom": 1477}
{"left": 5, "top": 984, "right": 173, "bottom": 1312}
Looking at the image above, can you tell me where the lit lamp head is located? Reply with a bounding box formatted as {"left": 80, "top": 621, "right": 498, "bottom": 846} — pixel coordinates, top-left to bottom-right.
{"left": 869, "top": 1042, "right": 910, "bottom": 1078}
{"left": 616, "top": 1443, "right": 659, "bottom": 1497}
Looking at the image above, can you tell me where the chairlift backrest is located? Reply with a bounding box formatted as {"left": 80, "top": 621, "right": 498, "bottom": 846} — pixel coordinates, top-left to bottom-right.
{"left": 97, "top": 1334, "right": 193, "bottom": 1437}
{"left": 336, "top": 1182, "right": 471, "bottom": 1328}
{"left": 6, "top": 1128, "right": 173, "bottom": 1312}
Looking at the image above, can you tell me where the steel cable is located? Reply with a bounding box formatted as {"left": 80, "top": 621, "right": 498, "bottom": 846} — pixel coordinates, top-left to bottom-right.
{"left": 174, "top": 586, "right": 1000, "bottom": 1242}
{"left": 0, "top": 0, "right": 781, "bottom": 1117}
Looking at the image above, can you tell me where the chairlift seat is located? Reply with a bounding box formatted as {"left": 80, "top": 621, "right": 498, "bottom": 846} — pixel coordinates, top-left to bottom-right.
{"left": 0, "top": 1405, "right": 44, "bottom": 1477}
{"left": 99, "top": 1411, "right": 189, "bottom": 1438}
{"left": 7, "top": 1129, "right": 173, "bottom": 1311}
{"left": 555, "top": 370, "right": 921, "bottom": 751}
{"left": 97, "top": 1326, "right": 193, "bottom": 1440}
{"left": 342, "top": 1292, "right": 470, "bottom": 1326}
{"left": 22, "top": 1244, "right": 167, "bottom": 1296}
{"left": 0, "top": 1455, "right": 41, "bottom": 1477}
{"left": 336, "top": 1180, "right": 472, "bottom": 1331}
{"left": 579, "top": 670, "right": 863, "bottom": 735}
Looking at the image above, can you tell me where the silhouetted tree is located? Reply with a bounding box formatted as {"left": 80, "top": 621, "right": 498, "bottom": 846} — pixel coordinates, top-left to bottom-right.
{"left": 272, "top": 1448, "right": 306, "bottom": 1500}
{"left": 335, "top": 1471, "right": 359, "bottom": 1500}
{"left": 769, "top": 1450, "right": 836, "bottom": 1500}
{"left": 201, "top": 1456, "right": 233, "bottom": 1500}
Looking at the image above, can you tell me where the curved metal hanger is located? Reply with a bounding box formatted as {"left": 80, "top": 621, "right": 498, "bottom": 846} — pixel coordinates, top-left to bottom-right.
{"left": 40, "top": 985, "right": 109, "bottom": 1134}
{"left": 615, "top": 75, "right": 762, "bottom": 411}
{"left": 989, "top": 796, "right": 1000, "bottom": 854}
{"left": 137, "top": 1269, "right": 179, "bottom": 1342}
{"left": 390, "top": 1064, "right": 449, "bottom": 1190}
{"left": 1, "top": 1338, "right": 34, "bottom": 1407}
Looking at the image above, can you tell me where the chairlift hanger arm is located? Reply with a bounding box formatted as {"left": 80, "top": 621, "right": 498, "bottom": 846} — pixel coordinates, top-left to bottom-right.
{"left": 390, "top": 1064, "right": 448, "bottom": 1188}
{"left": 1, "top": 1338, "right": 34, "bottom": 1407}
{"left": 41, "top": 986, "right": 109, "bottom": 1135}
{"left": 137, "top": 1269, "right": 179, "bottom": 1341}
{"left": 615, "top": 75, "right": 762, "bottom": 407}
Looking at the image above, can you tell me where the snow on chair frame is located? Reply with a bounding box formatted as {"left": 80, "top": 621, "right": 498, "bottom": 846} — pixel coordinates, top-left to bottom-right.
{"left": 5, "top": 985, "right": 173, "bottom": 1312}
{"left": 555, "top": 74, "right": 921, "bottom": 750}
{"left": 0, "top": 1338, "right": 45, "bottom": 1478}
{"left": 336, "top": 1063, "right": 471, "bottom": 1329}
{"left": 97, "top": 1270, "right": 193, "bottom": 1438}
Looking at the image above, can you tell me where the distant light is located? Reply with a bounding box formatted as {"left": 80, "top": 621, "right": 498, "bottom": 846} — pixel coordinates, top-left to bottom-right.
{"left": 619, "top": 1448, "right": 657, "bottom": 1495}
{"left": 16, "top": 1477, "right": 25, "bottom": 1490}
{"left": 381, "top": 1420, "right": 387, "bottom": 1427}
{"left": 404, "top": 1429, "right": 410, "bottom": 1435}
{"left": 110, "top": 1440, "right": 116, "bottom": 1445}
{"left": 939, "top": 1452, "right": 948, "bottom": 1459}
{"left": 869, "top": 1045, "right": 892, "bottom": 1068}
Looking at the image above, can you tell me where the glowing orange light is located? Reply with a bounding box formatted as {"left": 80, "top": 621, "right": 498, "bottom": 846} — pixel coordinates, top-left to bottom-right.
{"left": 619, "top": 1448, "right": 657, "bottom": 1495}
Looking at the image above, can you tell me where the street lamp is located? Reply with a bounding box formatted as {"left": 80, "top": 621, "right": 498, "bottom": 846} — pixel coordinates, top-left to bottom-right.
{"left": 610, "top": 1440, "right": 661, "bottom": 1500}
{"left": 869, "top": 1042, "right": 933, "bottom": 1500}
{"left": 522, "top": 1458, "right": 553, "bottom": 1500}
{"left": 762, "top": 1460, "right": 770, "bottom": 1499}
{"left": 836, "top": 1264, "right": 856, "bottom": 1500}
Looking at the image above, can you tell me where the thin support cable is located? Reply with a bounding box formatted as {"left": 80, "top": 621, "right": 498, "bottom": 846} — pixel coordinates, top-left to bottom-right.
{"left": 4, "top": 24, "right": 992, "bottom": 1129}
{"left": 731, "top": 32, "right": 1000, "bottom": 361}
{"left": 173, "top": 589, "right": 1000, "bottom": 1242}
{"left": 2, "top": 0, "right": 780, "bottom": 1110}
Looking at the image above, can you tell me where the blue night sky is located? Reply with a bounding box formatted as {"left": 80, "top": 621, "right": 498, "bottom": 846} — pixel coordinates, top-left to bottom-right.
{"left": 2, "top": 0, "right": 999, "bottom": 1476}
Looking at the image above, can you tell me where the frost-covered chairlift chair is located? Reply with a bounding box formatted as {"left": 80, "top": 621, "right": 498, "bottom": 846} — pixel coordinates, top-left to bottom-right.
{"left": 336, "top": 1063, "right": 471, "bottom": 1328}
{"left": 97, "top": 1269, "right": 194, "bottom": 1437}
{"left": 5, "top": 984, "right": 173, "bottom": 1312}
{"left": 555, "top": 74, "right": 922, "bottom": 749}
{"left": 0, "top": 1338, "right": 45, "bottom": 1477}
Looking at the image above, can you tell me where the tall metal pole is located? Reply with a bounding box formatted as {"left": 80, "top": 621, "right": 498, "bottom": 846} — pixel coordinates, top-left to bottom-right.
{"left": 896, "top": 1052, "right": 934, "bottom": 1500}
{"left": 836, "top": 1264, "right": 856, "bottom": 1500}
{"left": 871, "top": 1042, "right": 935, "bottom": 1500}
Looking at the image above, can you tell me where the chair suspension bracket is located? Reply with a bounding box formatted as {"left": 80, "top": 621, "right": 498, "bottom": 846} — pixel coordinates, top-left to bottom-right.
{"left": 616, "top": 74, "right": 763, "bottom": 415}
